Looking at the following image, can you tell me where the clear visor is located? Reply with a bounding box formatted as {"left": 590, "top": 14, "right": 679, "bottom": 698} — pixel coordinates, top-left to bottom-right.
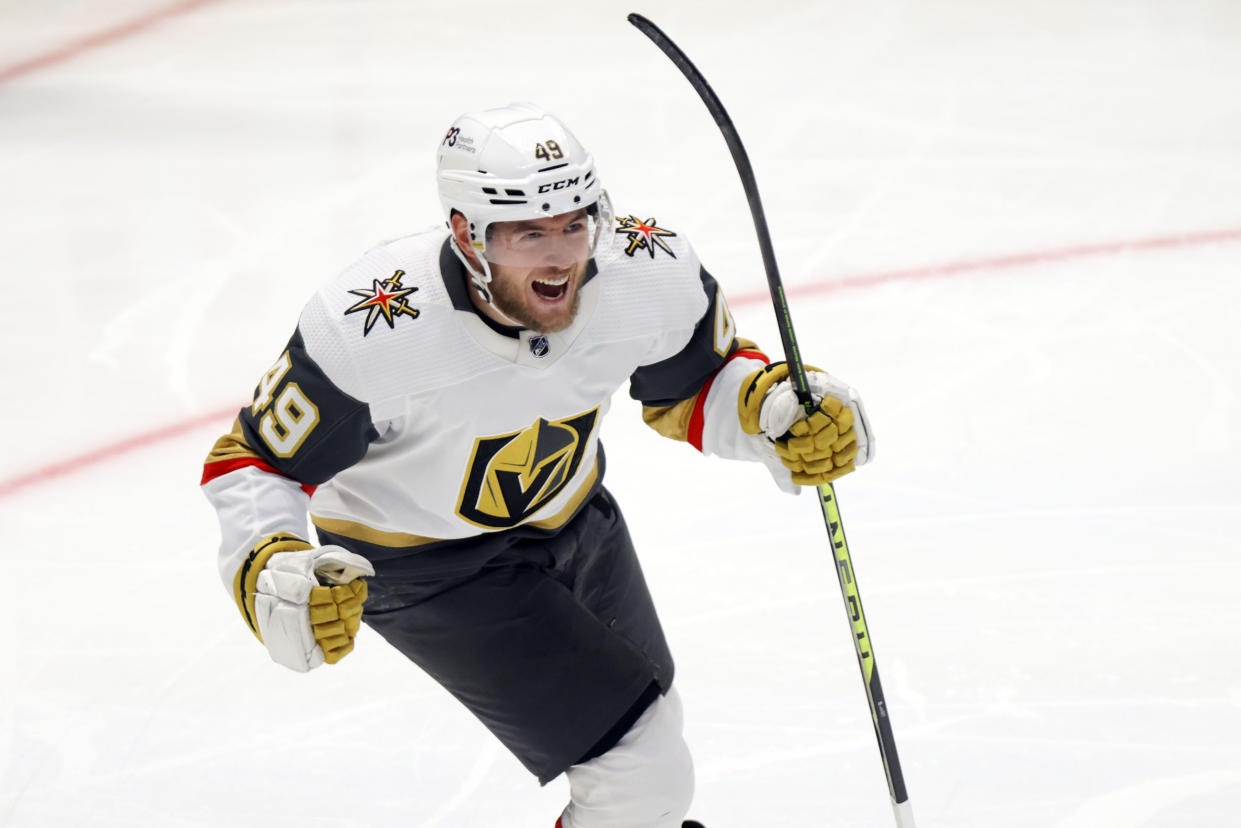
{"left": 483, "top": 198, "right": 611, "bottom": 268}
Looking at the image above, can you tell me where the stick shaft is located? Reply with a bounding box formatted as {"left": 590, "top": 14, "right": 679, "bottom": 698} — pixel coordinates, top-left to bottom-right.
{"left": 818, "top": 482, "right": 911, "bottom": 811}
{"left": 626, "top": 14, "right": 812, "bottom": 404}
{"left": 627, "top": 13, "right": 914, "bottom": 821}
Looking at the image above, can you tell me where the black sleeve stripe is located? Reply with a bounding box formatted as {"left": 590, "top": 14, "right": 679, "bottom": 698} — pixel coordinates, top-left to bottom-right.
{"left": 628, "top": 266, "right": 737, "bottom": 406}
{"left": 238, "top": 328, "right": 379, "bottom": 486}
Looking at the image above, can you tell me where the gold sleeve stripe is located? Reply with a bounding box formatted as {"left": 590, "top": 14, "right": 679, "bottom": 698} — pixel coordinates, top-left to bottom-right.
{"left": 642, "top": 337, "right": 770, "bottom": 448}
{"left": 200, "top": 417, "right": 317, "bottom": 495}
{"left": 232, "top": 534, "right": 313, "bottom": 640}
{"left": 204, "top": 418, "right": 263, "bottom": 465}
{"left": 734, "top": 337, "right": 762, "bottom": 353}
{"left": 311, "top": 457, "right": 601, "bottom": 548}
{"left": 642, "top": 396, "right": 700, "bottom": 443}
{"left": 639, "top": 338, "right": 768, "bottom": 443}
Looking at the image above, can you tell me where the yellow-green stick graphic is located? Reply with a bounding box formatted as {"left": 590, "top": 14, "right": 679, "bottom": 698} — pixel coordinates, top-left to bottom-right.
{"left": 627, "top": 13, "right": 916, "bottom": 825}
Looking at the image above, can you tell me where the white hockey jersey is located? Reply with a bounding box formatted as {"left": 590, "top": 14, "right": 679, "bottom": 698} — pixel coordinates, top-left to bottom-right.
{"left": 201, "top": 215, "right": 777, "bottom": 617}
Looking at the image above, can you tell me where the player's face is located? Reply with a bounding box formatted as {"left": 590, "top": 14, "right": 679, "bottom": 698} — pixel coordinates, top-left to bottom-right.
{"left": 483, "top": 209, "right": 592, "bottom": 333}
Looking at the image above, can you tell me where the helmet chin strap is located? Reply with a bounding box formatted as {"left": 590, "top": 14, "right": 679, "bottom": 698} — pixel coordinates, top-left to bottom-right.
{"left": 448, "top": 235, "right": 526, "bottom": 328}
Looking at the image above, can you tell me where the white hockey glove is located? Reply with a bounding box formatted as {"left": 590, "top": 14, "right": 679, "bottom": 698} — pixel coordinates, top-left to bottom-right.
{"left": 738, "top": 362, "right": 873, "bottom": 488}
{"left": 242, "top": 536, "right": 374, "bottom": 672}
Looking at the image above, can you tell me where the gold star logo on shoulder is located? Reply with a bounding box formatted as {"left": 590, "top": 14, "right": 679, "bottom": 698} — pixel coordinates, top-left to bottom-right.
{"left": 345, "top": 269, "right": 420, "bottom": 335}
{"left": 615, "top": 215, "right": 678, "bottom": 259}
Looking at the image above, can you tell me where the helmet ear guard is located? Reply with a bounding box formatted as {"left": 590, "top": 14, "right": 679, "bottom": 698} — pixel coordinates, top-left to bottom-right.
{"left": 436, "top": 103, "right": 612, "bottom": 298}
{"left": 445, "top": 208, "right": 498, "bottom": 301}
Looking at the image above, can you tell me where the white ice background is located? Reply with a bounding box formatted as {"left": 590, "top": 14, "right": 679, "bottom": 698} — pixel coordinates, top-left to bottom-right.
{"left": 1, "top": 1, "right": 1239, "bottom": 826}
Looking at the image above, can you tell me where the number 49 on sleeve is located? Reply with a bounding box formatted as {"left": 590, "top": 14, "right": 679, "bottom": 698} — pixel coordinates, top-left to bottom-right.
{"left": 251, "top": 351, "right": 320, "bottom": 458}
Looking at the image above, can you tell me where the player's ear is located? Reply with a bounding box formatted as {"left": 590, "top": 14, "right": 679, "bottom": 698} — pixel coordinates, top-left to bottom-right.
{"left": 449, "top": 210, "right": 481, "bottom": 268}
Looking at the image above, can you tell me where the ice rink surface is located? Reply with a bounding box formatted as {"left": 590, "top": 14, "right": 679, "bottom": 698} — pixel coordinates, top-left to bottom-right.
{"left": 2, "top": 1, "right": 1239, "bottom": 825}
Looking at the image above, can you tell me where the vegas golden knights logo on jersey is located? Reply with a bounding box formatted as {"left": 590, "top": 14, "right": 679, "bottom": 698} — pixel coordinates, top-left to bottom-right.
{"left": 456, "top": 408, "right": 599, "bottom": 529}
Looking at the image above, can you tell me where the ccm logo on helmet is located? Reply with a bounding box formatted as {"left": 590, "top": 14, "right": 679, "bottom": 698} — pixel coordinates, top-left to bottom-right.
{"left": 538, "top": 177, "right": 580, "bottom": 193}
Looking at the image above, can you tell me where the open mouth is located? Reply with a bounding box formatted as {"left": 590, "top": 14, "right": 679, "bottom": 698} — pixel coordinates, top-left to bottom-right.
{"left": 532, "top": 274, "right": 569, "bottom": 302}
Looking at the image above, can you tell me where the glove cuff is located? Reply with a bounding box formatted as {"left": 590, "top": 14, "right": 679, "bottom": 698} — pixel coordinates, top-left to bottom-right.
{"left": 738, "top": 362, "right": 791, "bottom": 434}
{"left": 738, "top": 361, "right": 826, "bottom": 435}
{"left": 232, "top": 534, "right": 313, "bottom": 641}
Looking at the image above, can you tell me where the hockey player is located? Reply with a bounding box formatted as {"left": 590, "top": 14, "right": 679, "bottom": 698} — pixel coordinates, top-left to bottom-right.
{"left": 201, "top": 102, "right": 872, "bottom": 828}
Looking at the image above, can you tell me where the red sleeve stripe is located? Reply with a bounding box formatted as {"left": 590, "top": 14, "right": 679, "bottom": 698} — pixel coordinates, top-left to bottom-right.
{"left": 687, "top": 349, "right": 770, "bottom": 451}
{"left": 200, "top": 457, "right": 317, "bottom": 497}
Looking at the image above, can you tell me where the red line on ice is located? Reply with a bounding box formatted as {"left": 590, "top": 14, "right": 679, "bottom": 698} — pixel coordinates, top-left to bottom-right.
{"left": 0, "top": 407, "right": 240, "bottom": 499}
{"left": 1, "top": 225, "right": 1239, "bottom": 499}
{"left": 0, "top": 0, "right": 225, "bottom": 85}
{"left": 727, "top": 226, "right": 1241, "bottom": 307}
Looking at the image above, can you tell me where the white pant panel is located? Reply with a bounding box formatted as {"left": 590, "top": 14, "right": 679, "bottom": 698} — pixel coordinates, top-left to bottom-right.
{"left": 559, "top": 687, "right": 694, "bottom": 828}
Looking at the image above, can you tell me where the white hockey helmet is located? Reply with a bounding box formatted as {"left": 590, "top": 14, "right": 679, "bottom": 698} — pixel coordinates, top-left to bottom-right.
{"left": 436, "top": 103, "right": 612, "bottom": 294}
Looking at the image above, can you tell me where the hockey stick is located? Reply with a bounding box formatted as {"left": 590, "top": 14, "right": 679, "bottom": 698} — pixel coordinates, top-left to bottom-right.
{"left": 627, "top": 14, "right": 916, "bottom": 827}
